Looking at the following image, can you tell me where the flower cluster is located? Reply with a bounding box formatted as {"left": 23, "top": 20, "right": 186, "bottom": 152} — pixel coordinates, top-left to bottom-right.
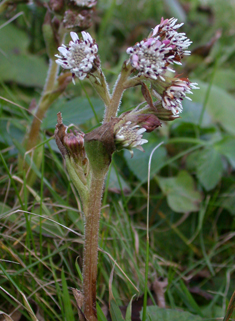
{"left": 55, "top": 31, "right": 99, "bottom": 83}
{"left": 114, "top": 121, "right": 148, "bottom": 156}
{"left": 55, "top": 17, "right": 198, "bottom": 121}
{"left": 126, "top": 17, "right": 192, "bottom": 81}
{"left": 161, "top": 79, "right": 199, "bottom": 115}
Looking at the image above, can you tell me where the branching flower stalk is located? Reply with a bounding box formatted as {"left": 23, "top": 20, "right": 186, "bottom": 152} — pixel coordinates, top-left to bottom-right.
{"left": 55, "top": 17, "right": 198, "bottom": 320}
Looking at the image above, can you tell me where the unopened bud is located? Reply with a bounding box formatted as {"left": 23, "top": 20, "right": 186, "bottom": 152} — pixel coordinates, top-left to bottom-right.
{"left": 63, "top": 131, "right": 86, "bottom": 163}
{"left": 55, "top": 113, "right": 89, "bottom": 184}
{"left": 63, "top": 9, "right": 93, "bottom": 30}
{"left": 49, "top": 0, "right": 64, "bottom": 13}
{"left": 131, "top": 114, "right": 161, "bottom": 132}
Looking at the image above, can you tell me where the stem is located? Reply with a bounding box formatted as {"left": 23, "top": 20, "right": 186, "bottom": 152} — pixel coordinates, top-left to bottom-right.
{"left": 83, "top": 171, "right": 106, "bottom": 321}
{"left": 103, "top": 62, "right": 132, "bottom": 123}
{"left": 25, "top": 60, "right": 59, "bottom": 151}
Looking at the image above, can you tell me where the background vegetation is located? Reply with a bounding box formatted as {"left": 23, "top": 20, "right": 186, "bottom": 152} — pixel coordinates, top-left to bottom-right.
{"left": 0, "top": 0, "right": 235, "bottom": 320}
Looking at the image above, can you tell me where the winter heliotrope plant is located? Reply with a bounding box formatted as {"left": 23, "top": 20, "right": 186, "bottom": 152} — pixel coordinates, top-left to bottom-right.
{"left": 55, "top": 17, "right": 198, "bottom": 321}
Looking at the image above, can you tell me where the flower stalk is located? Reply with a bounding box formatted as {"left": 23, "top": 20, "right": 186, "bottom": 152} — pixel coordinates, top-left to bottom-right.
{"left": 82, "top": 173, "right": 105, "bottom": 321}
{"left": 103, "top": 61, "right": 132, "bottom": 123}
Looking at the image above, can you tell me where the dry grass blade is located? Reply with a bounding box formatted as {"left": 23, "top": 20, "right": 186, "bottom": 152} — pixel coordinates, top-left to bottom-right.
{"left": 0, "top": 311, "right": 14, "bottom": 321}
{"left": 99, "top": 248, "right": 139, "bottom": 293}
{"left": 223, "top": 290, "right": 235, "bottom": 321}
{"left": 0, "top": 287, "right": 38, "bottom": 320}
{"left": 20, "top": 291, "right": 39, "bottom": 321}
{"left": 0, "top": 96, "right": 42, "bottom": 122}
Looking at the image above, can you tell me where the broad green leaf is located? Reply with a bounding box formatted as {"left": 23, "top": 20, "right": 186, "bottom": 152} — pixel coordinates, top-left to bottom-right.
{"left": 140, "top": 306, "right": 203, "bottom": 321}
{"left": 61, "top": 268, "right": 75, "bottom": 321}
{"left": 186, "top": 150, "right": 202, "bottom": 171}
{"left": 124, "top": 137, "right": 166, "bottom": 182}
{"left": 157, "top": 171, "right": 202, "bottom": 213}
{"left": 0, "top": 20, "right": 29, "bottom": 53}
{"left": 193, "top": 81, "right": 235, "bottom": 135}
{"left": 201, "top": 304, "right": 224, "bottom": 319}
{"left": 220, "top": 185, "right": 235, "bottom": 216}
{"left": 177, "top": 101, "right": 212, "bottom": 126}
{"left": 215, "top": 136, "right": 235, "bottom": 168}
{"left": 213, "top": 69, "right": 235, "bottom": 91}
{"left": 0, "top": 54, "right": 48, "bottom": 88}
{"left": 0, "top": 119, "right": 26, "bottom": 145}
{"left": 110, "top": 298, "right": 125, "bottom": 321}
{"left": 0, "top": 20, "right": 47, "bottom": 87}
{"left": 196, "top": 147, "right": 223, "bottom": 191}
{"left": 42, "top": 97, "right": 104, "bottom": 129}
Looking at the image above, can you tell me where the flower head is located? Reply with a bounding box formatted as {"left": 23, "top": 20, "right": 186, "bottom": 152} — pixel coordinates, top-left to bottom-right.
{"left": 55, "top": 31, "right": 99, "bottom": 83}
{"left": 126, "top": 17, "right": 192, "bottom": 80}
{"left": 114, "top": 121, "right": 148, "bottom": 157}
{"left": 161, "top": 79, "right": 199, "bottom": 115}
{"left": 126, "top": 38, "right": 173, "bottom": 81}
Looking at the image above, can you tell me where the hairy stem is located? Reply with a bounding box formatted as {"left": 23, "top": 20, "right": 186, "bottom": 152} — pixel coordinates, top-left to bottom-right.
{"left": 103, "top": 62, "right": 132, "bottom": 123}
{"left": 83, "top": 171, "right": 106, "bottom": 321}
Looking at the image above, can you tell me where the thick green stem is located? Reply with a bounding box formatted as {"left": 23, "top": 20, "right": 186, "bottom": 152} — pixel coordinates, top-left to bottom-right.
{"left": 82, "top": 171, "right": 106, "bottom": 321}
